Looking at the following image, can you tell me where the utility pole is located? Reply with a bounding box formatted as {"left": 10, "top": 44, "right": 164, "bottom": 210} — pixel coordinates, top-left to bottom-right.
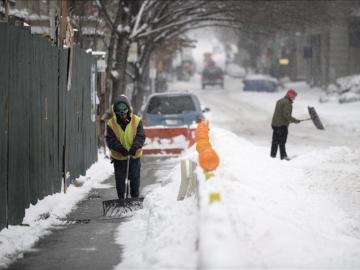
{"left": 4, "top": 0, "right": 9, "bottom": 22}
{"left": 59, "top": 0, "right": 68, "bottom": 47}
{"left": 49, "top": 0, "right": 57, "bottom": 43}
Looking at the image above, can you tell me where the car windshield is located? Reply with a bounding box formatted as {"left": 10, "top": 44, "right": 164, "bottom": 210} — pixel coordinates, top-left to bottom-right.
{"left": 203, "top": 66, "right": 223, "bottom": 78}
{"left": 204, "top": 66, "right": 221, "bottom": 74}
{"left": 147, "top": 95, "right": 196, "bottom": 115}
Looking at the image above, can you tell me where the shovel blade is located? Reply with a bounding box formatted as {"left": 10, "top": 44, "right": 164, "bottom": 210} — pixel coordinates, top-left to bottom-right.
{"left": 308, "top": 106, "right": 325, "bottom": 130}
{"left": 102, "top": 198, "right": 144, "bottom": 217}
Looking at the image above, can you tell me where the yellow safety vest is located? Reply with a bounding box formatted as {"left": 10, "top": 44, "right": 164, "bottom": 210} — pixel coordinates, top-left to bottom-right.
{"left": 107, "top": 113, "right": 143, "bottom": 160}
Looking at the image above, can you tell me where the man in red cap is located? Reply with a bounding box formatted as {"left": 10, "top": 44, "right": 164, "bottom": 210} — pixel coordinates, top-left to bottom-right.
{"left": 270, "top": 89, "right": 300, "bottom": 160}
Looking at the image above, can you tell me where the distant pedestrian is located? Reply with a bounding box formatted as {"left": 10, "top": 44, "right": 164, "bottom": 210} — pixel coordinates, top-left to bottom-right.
{"left": 106, "top": 95, "right": 145, "bottom": 199}
{"left": 270, "top": 89, "right": 300, "bottom": 160}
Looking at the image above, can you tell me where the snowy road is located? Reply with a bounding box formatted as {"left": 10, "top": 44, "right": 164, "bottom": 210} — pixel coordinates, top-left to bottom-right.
{"left": 173, "top": 76, "right": 360, "bottom": 151}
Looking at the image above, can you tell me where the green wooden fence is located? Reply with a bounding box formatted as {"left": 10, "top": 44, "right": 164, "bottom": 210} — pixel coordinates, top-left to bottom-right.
{"left": 0, "top": 23, "right": 97, "bottom": 230}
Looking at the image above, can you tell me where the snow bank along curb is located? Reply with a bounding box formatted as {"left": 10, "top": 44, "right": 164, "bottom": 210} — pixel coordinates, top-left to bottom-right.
{"left": 197, "top": 170, "right": 242, "bottom": 269}
{"left": 178, "top": 121, "right": 241, "bottom": 268}
{"left": 195, "top": 122, "right": 242, "bottom": 268}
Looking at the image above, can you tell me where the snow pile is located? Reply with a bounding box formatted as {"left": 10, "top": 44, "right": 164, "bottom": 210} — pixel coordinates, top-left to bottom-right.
{"left": 196, "top": 159, "right": 242, "bottom": 268}
{"left": 204, "top": 128, "right": 360, "bottom": 268}
{"left": 339, "top": 91, "right": 360, "bottom": 103}
{"left": 337, "top": 75, "right": 360, "bottom": 93}
{"left": 8, "top": 8, "right": 30, "bottom": 19}
{"left": 320, "top": 75, "right": 360, "bottom": 103}
{"left": 116, "top": 126, "right": 360, "bottom": 269}
{"left": 226, "top": 63, "right": 246, "bottom": 78}
{"left": 114, "top": 155, "right": 199, "bottom": 270}
{"left": 0, "top": 152, "right": 113, "bottom": 268}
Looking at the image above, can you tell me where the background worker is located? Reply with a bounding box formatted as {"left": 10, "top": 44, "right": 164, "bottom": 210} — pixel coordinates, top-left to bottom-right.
{"left": 270, "top": 89, "right": 300, "bottom": 160}
{"left": 105, "top": 95, "right": 145, "bottom": 199}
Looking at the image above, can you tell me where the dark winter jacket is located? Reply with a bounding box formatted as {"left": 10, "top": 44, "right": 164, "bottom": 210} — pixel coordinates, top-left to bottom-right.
{"left": 271, "top": 96, "right": 300, "bottom": 127}
{"left": 105, "top": 95, "right": 146, "bottom": 156}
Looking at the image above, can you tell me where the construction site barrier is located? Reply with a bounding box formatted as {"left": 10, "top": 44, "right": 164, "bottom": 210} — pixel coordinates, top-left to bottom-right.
{"left": 177, "top": 159, "right": 198, "bottom": 200}
{"left": 177, "top": 120, "right": 220, "bottom": 202}
{"left": 0, "top": 23, "right": 97, "bottom": 230}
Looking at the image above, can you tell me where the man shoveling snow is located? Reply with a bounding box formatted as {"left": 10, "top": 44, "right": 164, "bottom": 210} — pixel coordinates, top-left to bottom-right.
{"left": 270, "top": 89, "right": 300, "bottom": 160}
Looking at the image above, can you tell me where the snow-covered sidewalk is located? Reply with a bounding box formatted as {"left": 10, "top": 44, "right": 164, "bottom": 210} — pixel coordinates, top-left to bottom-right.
{"left": 114, "top": 77, "right": 360, "bottom": 269}
{"left": 114, "top": 126, "right": 360, "bottom": 269}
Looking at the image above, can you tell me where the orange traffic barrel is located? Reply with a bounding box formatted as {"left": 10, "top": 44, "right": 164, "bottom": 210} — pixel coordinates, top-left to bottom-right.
{"left": 199, "top": 147, "right": 219, "bottom": 171}
{"left": 195, "top": 130, "right": 209, "bottom": 141}
{"left": 196, "top": 139, "right": 211, "bottom": 152}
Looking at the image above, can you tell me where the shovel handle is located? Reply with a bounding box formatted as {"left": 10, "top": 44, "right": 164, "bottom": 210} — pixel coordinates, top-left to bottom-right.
{"left": 124, "top": 157, "right": 130, "bottom": 199}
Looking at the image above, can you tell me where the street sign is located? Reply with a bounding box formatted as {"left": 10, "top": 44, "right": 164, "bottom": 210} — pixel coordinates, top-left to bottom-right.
{"left": 279, "top": 58, "right": 289, "bottom": 65}
{"left": 303, "top": 46, "right": 312, "bottom": 59}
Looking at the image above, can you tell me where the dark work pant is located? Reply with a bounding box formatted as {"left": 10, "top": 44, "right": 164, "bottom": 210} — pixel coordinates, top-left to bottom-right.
{"left": 113, "top": 157, "right": 141, "bottom": 199}
{"left": 270, "top": 126, "right": 288, "bottom": 159}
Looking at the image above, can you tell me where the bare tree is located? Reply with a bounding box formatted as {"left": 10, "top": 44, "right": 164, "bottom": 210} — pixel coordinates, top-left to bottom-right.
{"left": 96, "top": 0, "right": 236, "bottom": 111}
{"left": 94, "top": 0, "right": 360, "bottom": 111}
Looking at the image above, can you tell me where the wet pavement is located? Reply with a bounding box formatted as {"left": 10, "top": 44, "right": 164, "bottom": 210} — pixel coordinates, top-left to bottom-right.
{"left": 6, "top": 156, "right": 176, "bottom": 270}
{"left": 7, "top": 175, "right": 125, "bottom": 270}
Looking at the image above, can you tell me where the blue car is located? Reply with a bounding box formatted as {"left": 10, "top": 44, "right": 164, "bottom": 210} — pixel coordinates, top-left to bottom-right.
{"left": 141, "top": 92, "right": 209, "bottom": 127}
{"left": 243, "top": 75, "right": 278, "bottom": 92}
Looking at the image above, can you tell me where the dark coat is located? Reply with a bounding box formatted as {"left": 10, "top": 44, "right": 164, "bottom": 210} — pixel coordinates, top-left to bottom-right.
{"left": 105, "top": 95, "right": 146, "bottom": 156}
{"left": 271, "top": 96, "right": 299, "bottom": 127}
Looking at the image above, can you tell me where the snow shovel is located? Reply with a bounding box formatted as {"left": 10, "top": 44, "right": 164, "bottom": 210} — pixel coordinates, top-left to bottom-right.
{"left": 102, "top": 157, "right": 143, "bottom": 217}
{"left": 299, "top": 106, "right": 325, "bottom": 130}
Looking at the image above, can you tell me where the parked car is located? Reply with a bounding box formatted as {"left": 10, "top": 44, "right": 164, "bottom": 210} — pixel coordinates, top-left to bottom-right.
{"left": 141, "top": 92, "right": 210, "bottom": 126}
{"left": 226, "top": 63, "right": 246, "bottom": 78}
{"left": 202, "top": 65, "right": 224, "bottom": 89}
{"left": 243, "top": 74, "right": 279, "bottom": 92}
